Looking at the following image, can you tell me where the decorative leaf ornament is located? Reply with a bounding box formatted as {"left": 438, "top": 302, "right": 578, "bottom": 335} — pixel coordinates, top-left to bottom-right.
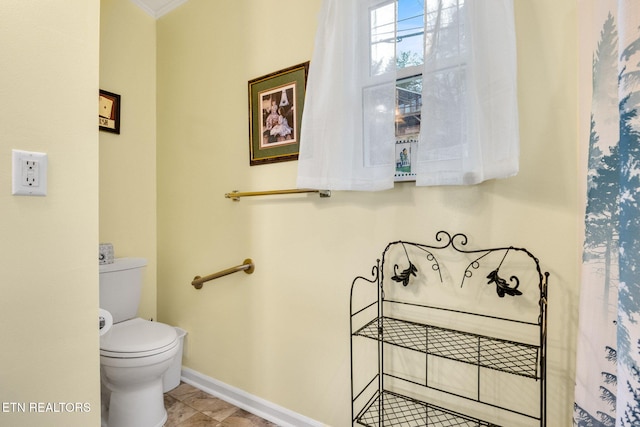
{"left": 486, "top": 269, "right": 521, "bottom": 297}
{"left": 392, "top": 262, "right": 418, "bottom": 286}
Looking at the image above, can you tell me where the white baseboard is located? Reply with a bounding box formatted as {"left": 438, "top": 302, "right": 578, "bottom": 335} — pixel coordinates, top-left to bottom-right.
{"left": 180, "top": 367, "right": 326, "bottom": 427}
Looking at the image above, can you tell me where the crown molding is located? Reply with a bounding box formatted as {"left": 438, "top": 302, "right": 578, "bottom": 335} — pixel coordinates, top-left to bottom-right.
{"left": 129, "top": 0, "right": 188, "bottom": 19}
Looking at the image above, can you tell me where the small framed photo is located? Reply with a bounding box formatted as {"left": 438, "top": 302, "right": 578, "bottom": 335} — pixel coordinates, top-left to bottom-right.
{"left": 99, "top": 89, "right": 121, "bottom": 134}
{"left": 248, "top": 62, "right": 309, "bottom": 165}
{"left": 395, "top": 136, "right": 418, "bottom": 181}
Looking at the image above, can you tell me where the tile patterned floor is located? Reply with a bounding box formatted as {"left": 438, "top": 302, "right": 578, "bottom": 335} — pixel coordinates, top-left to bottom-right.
{"left": 164, "top": 382, "right": 279, "bottom": 427}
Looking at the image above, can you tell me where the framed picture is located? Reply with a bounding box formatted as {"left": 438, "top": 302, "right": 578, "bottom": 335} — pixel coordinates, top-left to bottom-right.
{"left": 99, "top": 89, "right": 121, "bottom": 134}
{"left": 395, "top": 136, "right": 418, "bottom": 181}
{"left": 248, "top": 62, "right": 309, "bottom": 165}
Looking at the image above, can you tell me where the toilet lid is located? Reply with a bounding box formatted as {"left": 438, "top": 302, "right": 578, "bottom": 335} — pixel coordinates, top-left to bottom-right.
{"left": 100, "top": 318, "right": 178, "bottom": 358}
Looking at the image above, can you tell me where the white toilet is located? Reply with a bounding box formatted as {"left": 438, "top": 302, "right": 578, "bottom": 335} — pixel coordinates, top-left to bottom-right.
{"left": 99, "top": 258, "right": 179, "bottom": 427}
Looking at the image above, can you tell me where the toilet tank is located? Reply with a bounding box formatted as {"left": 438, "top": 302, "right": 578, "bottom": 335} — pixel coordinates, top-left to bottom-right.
{"left": 99, "top": 258, "right": 147, "bottom": 323}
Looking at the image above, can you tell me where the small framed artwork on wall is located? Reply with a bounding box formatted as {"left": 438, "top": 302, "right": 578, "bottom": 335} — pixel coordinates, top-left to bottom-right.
{"left": 248, "top": 62, "right": 309, "bottom": 165}
{"left": 99, "top": 89, "right": 121, "bottom": 134}
{"left": 395, "top": 136, "right": 418, "bottom": 182}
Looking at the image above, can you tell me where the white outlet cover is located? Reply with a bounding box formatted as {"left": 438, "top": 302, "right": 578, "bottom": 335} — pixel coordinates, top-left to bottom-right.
{"left": 12, "top": 149, "right": 48, "bottom": 196}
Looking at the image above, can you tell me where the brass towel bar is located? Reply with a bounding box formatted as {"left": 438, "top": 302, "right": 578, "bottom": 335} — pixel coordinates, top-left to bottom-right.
{"left": 192, "top": 259, "right": 255, "bottom": 289}
{"left": 225, "top": 188, "right": 331, "bottom": 201}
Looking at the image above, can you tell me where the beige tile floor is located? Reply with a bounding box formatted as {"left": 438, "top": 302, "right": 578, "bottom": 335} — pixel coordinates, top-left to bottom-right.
{"left": 164, "top": 382, "right": 278, "bottom": 427}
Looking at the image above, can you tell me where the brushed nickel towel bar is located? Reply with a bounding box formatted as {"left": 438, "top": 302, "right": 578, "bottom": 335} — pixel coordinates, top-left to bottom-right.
{"left": 225, "top": 188, "right": 331, "bottom": 201}
{"left": 192, "top": 258, "right": 255, "bottom": 289}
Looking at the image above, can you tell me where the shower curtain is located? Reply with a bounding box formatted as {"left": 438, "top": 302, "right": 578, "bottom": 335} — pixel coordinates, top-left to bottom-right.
{"left": 574, "top": 1, "right": 640, "bottom": 426}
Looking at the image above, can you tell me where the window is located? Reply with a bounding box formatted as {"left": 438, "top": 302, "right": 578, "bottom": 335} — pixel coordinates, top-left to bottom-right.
{"left": 297, "top": 0, "right": 518, "bottom": 190}
{"left": 369, "top": 1, "right": 466, "bottom": 181}
{"left": 370, "top": 0, "right": 465, "bottom": 138}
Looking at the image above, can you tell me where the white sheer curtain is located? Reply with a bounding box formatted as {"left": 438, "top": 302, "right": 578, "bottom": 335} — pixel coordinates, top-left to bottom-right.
{"left": 417, "top": 0, "right": 519, "bottom": 185}
{"left": 296, "top": 0, "right": 397, "bottom": 191}
{"left": 297, "top": 0, "right": 519, "bottom": 190}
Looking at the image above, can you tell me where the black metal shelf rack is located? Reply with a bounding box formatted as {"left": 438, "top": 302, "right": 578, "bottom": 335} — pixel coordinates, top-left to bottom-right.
{"left": 350, "top": 231, "right": 549, "bottom": 427}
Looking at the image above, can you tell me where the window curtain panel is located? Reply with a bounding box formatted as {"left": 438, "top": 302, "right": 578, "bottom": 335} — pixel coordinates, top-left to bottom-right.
{"left": 296, "top": 0, "right": 397, "bottom": 191}
{"left": 297, "top": 0, "right": 519, "bottom": 190}
{"left": 574, "top": 1, "right": 640, "bottom": 425}
{"left": 416, "top": 0, "right": 519, "bottom": 185}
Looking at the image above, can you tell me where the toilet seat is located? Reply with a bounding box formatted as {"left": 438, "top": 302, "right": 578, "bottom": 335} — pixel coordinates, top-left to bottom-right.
{"left": 100, "top": 318, "right": 178, "bottom": 358}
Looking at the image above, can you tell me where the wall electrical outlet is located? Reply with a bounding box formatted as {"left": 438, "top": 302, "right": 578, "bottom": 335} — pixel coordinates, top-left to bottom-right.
{"left": 12, "top": 149, "right": 48, "bottom": 196}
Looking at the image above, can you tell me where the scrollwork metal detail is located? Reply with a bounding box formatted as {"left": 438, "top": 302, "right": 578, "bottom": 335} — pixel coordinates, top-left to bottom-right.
{"left": 486, "top": 269, "right": 522, "bottom": 297}
{"left": 391, "top": 262, "right": 418, "bottom": 286}
{"left": 383, "top": 232, "right": 533, "bottom": 299}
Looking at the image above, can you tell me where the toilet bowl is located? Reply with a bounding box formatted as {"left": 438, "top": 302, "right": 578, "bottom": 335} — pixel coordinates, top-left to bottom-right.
{"left": 99, "top": 258, "right": 180, "bottom": 427}
{"left": 100, "top": 318, "right": 179, "bottom": 427}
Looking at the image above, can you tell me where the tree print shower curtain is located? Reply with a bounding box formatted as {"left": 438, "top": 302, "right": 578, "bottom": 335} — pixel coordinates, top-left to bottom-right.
{"left": 574, "top": 1, "right": 640, "bottom": 426}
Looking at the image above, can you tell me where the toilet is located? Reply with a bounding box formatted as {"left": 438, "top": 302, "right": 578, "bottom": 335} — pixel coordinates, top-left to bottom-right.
{"left": 99, "top": 258, "right": 179, "bottom": 427}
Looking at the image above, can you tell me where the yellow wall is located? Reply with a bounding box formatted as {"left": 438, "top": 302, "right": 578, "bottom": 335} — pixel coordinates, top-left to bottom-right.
{"left": 0, "top": 1, "right": 100, "bottom": 426}
{"left": 156, "top": 0, "right": 580, "bottom": 425}
{"left": 100, "top": 0, "right": 158, "bottom": 320}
